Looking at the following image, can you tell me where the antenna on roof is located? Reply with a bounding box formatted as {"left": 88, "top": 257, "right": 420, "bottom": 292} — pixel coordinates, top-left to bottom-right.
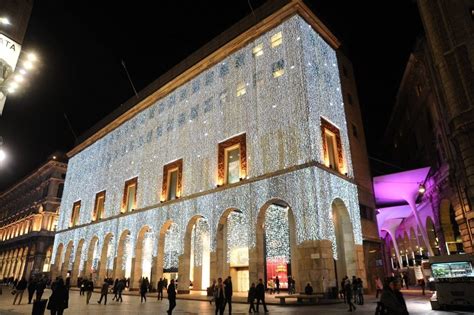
{"left": 121, "top": 59, "right": 139, "bottom": 99}
{"left": 63, "top": 113, "right": 77, "bottom": 142}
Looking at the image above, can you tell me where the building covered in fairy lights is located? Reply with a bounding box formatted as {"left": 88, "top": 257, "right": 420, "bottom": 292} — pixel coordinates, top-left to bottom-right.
{"left": 51, "top": 0, "right": 369, "bottom": 293}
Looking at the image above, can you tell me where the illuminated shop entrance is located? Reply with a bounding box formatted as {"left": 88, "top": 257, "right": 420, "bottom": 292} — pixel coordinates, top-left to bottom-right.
{"left": 217, "top": 209, "right": 249, "bottom": 292}
{"left": 264, "top": 204, "right": 291, "bottom": 289}
{"left": 163, "top": 222, "right": 180, "bottom": 282}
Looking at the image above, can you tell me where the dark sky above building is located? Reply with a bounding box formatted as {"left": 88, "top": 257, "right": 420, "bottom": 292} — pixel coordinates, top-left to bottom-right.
{"left": 0, "top": 0, "right": 422, "bottom": 191}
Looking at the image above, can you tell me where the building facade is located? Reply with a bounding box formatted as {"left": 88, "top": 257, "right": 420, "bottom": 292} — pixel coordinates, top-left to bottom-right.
{"left": 377, "top": 4, "right": 474, "bottom": 279}
{"left": 338, "top": 52, "right": 383, "bottom": 291}
{"left": 52, "top": 1, "right": 369, "bottom": 293}
{"left": 416, "top": 0, "right": 474, "bottom": 253}
{"left": 0, "top": 155, "right": 67, "bottom": 280}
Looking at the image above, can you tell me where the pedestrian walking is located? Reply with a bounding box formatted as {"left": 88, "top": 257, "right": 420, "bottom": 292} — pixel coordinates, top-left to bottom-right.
{"left": 223, "top": 276, "right": 233, "bottom": 314}
{"left": 97, "top": 279, "right": 109, "bottom": 305}
{"left": 47, "top": 278, "right": 69, "bottom": 315}
{"left": 85, "top": 278, "right": 94, "bottom": 304}
{"left": 140, "top": 277, "right": 148, "bottom": 303}
{"left": 214, "top": 277, "right": 225, "bottom": 315}
{"left": 36, "top": 277, "right": 46, "bottom": 301}
{"left": 27, "top": 277, "right": 37, "bottom": 304}
{"left": 79, "top": 278, "right": 85, "bottom": 296}
{"left": 167, "top": 279, "right": 177, "bottom": 315}
{"left": 419, "top": 278, "right": 426, "bottom": 296}
{"left": 356, "top": 277, "right": 364, "bottom": 305}
{"left": 12, "top": 277, "right": 27, "bottom": 305}
{"left": 248, "top": 282, "right": 257, "bottom": 313}
{"left": 65, "top": 276, "right": 70, "bottom": 290}
{"left": 157, "top": 278, "right": 164, "bottom": 300}
{"left": 112, "top": 279, "right": 119, "bottom": 301}
{"left": 255, "top": 278, "right": 269, "bottom": 313}
{"left": 380, "top": 277, "right": 409, "bottom": 315}
{"left": 275, "top": 276, "right": 280, "bottom": 294}
{"left": 375, "top": 276, "right": 383, "bottom": 299}
{"left": 344, "top": 278, "right": 356, "bottom": 312}
{"left": 340, "top": 276, "right": 347, "bottom": 302}
{"left": 116, "top": 279, "right": 124, "bottom": 302}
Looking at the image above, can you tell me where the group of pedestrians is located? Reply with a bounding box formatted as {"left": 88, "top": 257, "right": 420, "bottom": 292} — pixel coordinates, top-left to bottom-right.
{"left": 340, "top": 275, "right": 364, "bottom": 312}
{"left": 11, "top": 275, "right": 47, "bottom": 305}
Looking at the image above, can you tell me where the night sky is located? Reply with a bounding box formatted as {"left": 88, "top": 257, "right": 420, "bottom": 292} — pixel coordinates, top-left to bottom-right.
{"left": 0, "top": 1, "right": 422, "bottom": 191}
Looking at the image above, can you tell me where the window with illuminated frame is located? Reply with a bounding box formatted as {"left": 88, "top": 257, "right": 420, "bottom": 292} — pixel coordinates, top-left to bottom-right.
{"left": 320, "top": 117, "right": 344, "bottom": 173}
{"left": 70, "top": 201, "right": 81, "bottom": 228}
{"left": 218, "top": 133, "right": 247, "bottom": 185}
{"left": 122, "top": 177, "right": 138, "bottom": 213}
{"left": 92, "top": 190, "right": 106, "bottom": 221}
{"left": 161, "top": 159, "right": 183, "bottom": 201}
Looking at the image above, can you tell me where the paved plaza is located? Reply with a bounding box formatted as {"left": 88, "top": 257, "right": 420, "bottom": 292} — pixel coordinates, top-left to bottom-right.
{"left": 0, "top": 287, "right": 471, "bottom": 315}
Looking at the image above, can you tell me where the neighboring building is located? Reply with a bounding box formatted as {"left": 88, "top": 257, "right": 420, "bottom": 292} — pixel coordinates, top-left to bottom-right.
{"left": 416, "top": 0, "right": 474, "bottom": 253}
{"left": 0, "top": 154, "right": 67, "bottom": 280}
{"left": 377, "top": 23, "right": 473, "bottom": 280}
{"left": 51, "top": 0, "right": 371, "bottom": 293}
{"left": 338, "top": 53, "right": 383, "bottom": 291}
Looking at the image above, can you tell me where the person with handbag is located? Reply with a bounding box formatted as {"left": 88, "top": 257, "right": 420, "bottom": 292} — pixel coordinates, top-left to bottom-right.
{"left": 47, "top": 278, "right": 69, "bottom": 315}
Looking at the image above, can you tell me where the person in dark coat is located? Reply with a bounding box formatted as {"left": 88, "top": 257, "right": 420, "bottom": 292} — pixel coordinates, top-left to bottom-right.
{"left": 85, "top": 278, "right": 94, "bottom": 304}
{"left": 112, "top": 278, "right": 119, "bottom": 301}
{"left": 167, "top": 279, "right": 177, "bottom": 315}
{"left": 157, "top": 278, "right": 164, "bottom": 300}
{"left": 47, "top": 278, "right": 69, "bottom": 315}
{"left": 36, "top": 278, "right": 46, "bottom": 301}
{"left": 223, "top": 276, "right": 233, "bottom": 314}
{"left": 247, "top": 282, "right": 257, "bottom": 313}
{"left": 97, "top": 279, "right": 109, "bottom": 305}
{"left": 140, "top": 277, "right": 148, "bottom": 303}
{"left": 12, "top": 277, "right": 28, "bottom": 305}
{"left": 214, "top": 278, "right": 225, "bottom": 315}
{"left": 255, "top": 278, "right": 269, "bottom": 313}
{"left": 65, "top": 277, "right": 70, "bottom": 290}
{"left": 116, "top": 279, "right": 125, "bottom": 302}
{"left": 275, "top": 276, "right": 280, "bottom": 294}
{"left": 305, "top": 282, "right": 314, "bottom": 295}
{"left": 380, "top": 278, "right": 409, "bottom": 315}
{"left": 344, "top": 278, "right": 356, "bottom": 312}
{"left": 27, "top": 277, "right": 37, "bottom": 304}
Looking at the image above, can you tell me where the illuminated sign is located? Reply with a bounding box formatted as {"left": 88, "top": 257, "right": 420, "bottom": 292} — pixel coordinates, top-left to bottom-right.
{"left": 0, "top": 33, "right": 21, "bottom": 72}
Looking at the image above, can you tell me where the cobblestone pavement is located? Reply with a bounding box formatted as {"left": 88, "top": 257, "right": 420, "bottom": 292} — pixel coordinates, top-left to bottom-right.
{"left": 0, "top": 286, "right": 470, "bottom": 314}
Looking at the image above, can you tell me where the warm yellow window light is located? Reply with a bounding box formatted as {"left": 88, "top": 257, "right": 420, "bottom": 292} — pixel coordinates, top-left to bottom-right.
{"left": 273, "top": 68, "right": 284, "bottom": 78}
{"left": 252, "top": 44, "right": 263, "bottom": 57}
{"left": 271, "top": 32, "right": 282, "bottom": 48}
{"left": 236, "top": 83, "right": 246, "bottom": 97}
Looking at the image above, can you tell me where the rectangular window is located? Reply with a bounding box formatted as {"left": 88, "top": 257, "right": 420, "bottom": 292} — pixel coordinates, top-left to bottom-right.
{"left": 252, "top": 44, "right": 263, "bottom": 57}
{"left": 122, "top": 177, "right": 138, "bottom": 213}
{"left": 162, "top": 159, "right": 183, "bottom": 202}
{"left": 271, "top": 32, "right": 282, "bottom": 48}
{"left": 226, "top": 145, "right": 241, "bottom": 184}
{"left": 347, "top": 93, "right": 353, "bottom": 105}
{"left": 167, "top": 168, "right": 178, "bottom": 200}
{"left": 236, "top": 83, "right": 246, "bottom": 97}
{"left": 272, "top": 60, "right": 285, "bottom": 78}
{"left": 325, "top": 130, "right": 338, "bottom": 171}
{"left": 70, "top": 201, "right": 81, "bottom": 228}
{"left": 218, "top": 134, "right": 247, "bottom": 186}
{"left": 352, "top": 123, "right": 358, "bottom": 139}
{"left": 321, "top": 117, "right": 344, "bottom": 174}
{"left": 93, "top": 191, "right": 106, "bottom": 221}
